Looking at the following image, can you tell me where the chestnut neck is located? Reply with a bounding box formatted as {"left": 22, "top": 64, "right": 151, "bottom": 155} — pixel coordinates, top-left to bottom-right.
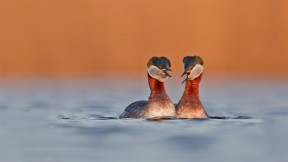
{"left": 147, "top": 73, "right": 167, "bottom": 97}
{"left": 182, "top": 74, "right": 202, "bottom": 100}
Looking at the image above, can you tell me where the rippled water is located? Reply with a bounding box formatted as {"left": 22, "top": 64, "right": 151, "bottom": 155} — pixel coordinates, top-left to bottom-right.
{"left": 0, "top": 78, "right": 287, "bottom": 162}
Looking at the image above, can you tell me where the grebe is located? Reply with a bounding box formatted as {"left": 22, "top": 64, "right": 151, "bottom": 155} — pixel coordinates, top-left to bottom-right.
{"left": 119, "top": 56, "right": 176, "bottom": 119}
{"left": 176, "top": 56, "right": 208, "bottom": 118}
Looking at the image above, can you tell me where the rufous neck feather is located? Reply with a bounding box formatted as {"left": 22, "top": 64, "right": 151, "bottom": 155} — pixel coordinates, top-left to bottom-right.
{"left": 147, "top": 73, "right": 167, "bottom": 96}
{"left": 183, "top": 74, "right": 202, "bottom": 99}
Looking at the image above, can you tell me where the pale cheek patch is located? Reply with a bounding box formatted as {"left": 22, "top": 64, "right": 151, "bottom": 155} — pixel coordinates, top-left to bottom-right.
{"left": 188, "top": 64, "right": 204, "bottom": 80}
{"left": 147, "top": 65, "right": 168, "bottom": 82}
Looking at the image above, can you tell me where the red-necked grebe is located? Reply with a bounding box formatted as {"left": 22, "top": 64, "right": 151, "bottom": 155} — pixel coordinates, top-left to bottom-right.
{"left": 176, "top": 56, "right": 208, "bottom": 118}
{"left": 120, "top": 56, "right": 176, "bottom": 119}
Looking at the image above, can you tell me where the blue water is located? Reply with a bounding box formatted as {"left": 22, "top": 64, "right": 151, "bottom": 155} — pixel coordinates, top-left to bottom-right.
{"left": 0, "top": 77, "right": 287, "bottom": 162}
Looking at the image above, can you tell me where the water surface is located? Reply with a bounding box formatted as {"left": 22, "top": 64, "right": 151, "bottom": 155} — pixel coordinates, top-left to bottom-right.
{"left": 0, "top": 78, "right": 287, "bottom": 162}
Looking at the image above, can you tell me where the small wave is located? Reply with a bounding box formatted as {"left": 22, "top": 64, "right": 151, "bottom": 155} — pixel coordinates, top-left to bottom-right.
{"left": 58, "top": 114, "right": 118, "bottom": 120}
{"left": 58, "top": 114, "right": 253, "bottom": 121}
{"left": 209, "top": 115, "right": 252, "bottom": 120}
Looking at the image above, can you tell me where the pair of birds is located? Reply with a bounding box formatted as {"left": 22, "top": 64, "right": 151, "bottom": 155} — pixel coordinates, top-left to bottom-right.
{"left": 120, "top": 56, "right": 208, "bottom": 119}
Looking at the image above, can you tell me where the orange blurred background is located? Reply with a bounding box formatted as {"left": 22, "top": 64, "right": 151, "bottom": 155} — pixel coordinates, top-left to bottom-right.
{"left": 0, "top": 0, "right": 288, "bottom": 77}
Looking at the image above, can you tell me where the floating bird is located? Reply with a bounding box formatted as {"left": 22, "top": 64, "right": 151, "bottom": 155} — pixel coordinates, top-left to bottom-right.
{"left": 176, "top": 56, "right": 208, "bottom": 118}
{"left": 120, "top": 57, "right": 176, "bottom": 119}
